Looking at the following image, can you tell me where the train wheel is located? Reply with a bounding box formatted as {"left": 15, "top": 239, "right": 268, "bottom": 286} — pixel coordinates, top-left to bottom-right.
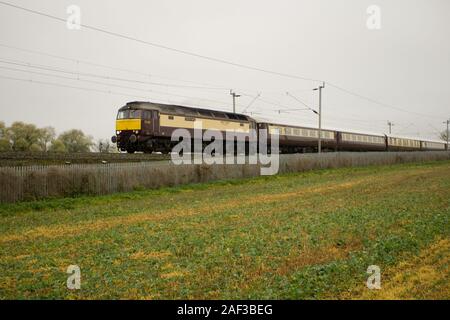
{"left": 127, "top": 149, "right": 135, "bottom": 154}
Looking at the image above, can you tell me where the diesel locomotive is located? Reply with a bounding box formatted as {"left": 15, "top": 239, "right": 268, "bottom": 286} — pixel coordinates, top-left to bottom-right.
{"left": 111, "top": 101, "right": 449, "bottom": 154}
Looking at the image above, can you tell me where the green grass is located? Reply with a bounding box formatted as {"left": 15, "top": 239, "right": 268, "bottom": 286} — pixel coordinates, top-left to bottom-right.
{"left": 0, "top": 161, "right": 449, "bottom": 299}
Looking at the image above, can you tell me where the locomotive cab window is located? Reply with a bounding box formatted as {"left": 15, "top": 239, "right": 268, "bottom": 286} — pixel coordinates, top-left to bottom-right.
{"left": 117, "top": 110, "right": 142, "bottom": 119}
{"left": 143, "top": 111, "right": 152, "bottom": 119}
{"left": 117, "top": 110, "right": 128, "bottom": 119}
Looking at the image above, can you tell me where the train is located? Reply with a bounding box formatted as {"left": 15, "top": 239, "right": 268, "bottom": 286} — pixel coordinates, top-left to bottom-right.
{"left": 111, "top": 101, "right": 449, "bottom": 154}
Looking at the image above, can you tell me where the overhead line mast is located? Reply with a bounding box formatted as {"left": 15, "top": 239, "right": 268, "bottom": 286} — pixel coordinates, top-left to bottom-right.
{"left": 445, "top": 119, "right": 449, "bottom": 145}
{"left": 230, "top": 90, "right": 241, "bottom": 114}
{"left": 387, "top": 121, "right": 394, "bottom": 134}
{"left": 313, "top": 82, "right": 325, "bottom": 154}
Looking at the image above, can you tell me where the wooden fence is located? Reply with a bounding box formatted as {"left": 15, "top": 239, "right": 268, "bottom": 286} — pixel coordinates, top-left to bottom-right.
{"left": 0, "top": 151, "right": 449, "bottom": 203}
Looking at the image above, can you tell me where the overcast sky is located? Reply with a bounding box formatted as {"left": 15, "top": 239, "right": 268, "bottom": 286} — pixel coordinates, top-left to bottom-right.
{"left": 0, "top": 0, "right": 449, "bottom": 141}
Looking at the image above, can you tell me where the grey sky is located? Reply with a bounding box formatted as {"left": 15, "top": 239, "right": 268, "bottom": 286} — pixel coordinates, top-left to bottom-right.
{"left": 0, "top": 0, "right": 449, "bottom": 141}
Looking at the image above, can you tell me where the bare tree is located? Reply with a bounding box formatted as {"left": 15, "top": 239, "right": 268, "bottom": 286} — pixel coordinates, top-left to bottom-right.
{"left": 95, "top": 139, "right": 113, "bottom": 153}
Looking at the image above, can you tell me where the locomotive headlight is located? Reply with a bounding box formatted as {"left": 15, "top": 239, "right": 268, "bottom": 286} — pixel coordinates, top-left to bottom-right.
{"left": 129, "top": 134, "right": 137, "bottom": 143}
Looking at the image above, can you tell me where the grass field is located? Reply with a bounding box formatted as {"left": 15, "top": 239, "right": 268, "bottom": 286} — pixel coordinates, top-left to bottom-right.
{"left": 0, "top": 160, "right": 449, "bottom": 299}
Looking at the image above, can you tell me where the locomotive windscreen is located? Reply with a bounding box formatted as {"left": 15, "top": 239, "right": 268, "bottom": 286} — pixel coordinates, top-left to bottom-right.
{"left": 117, "top": 109, "right": 142, "bottom": 119}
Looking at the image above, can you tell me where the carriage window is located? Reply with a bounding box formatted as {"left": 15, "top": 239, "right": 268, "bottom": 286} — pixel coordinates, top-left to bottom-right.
{"left": 168, "top": 115, "right": 174, "bottom": 120}
{"left": 183, "top": 109, "right": 197, "bottom": 116}
{"left": 199, "top": 110, "right": 213, "bottom": 117}
{"left": 213, "top": 112, "right": 227, "bottom": 118}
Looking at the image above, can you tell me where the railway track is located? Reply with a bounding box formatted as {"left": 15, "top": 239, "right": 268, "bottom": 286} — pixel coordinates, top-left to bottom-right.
{"left": 0, "top": 152, "right": 171, "bottom": 167}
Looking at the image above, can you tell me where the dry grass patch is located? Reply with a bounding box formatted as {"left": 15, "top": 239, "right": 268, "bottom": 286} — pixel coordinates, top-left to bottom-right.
{"left": 130, "top": 251, "right": 172, "bottom": 260}
{"left": 344, "top": 238, "right": 450, "bottom": 300}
